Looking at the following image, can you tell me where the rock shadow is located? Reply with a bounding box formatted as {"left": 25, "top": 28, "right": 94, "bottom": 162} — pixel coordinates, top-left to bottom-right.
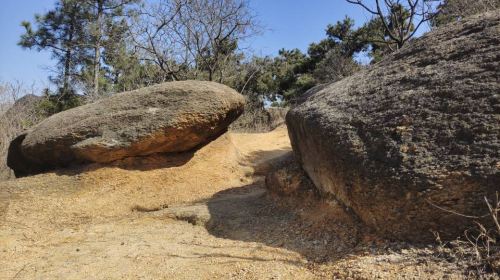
{"left": 47, "top": 151, "right": 195, "bottom": 177}
{"left": 238, "top": 149, "right": 293, "bottom": 176}
{"left": 203, "top": 183, "right": 364, "bottom": 263}
{"left": 200, "top": 183, "right": 460, "bottom": 268}
{"left": 12, "top": 130, "right": 225, "bottom": 178}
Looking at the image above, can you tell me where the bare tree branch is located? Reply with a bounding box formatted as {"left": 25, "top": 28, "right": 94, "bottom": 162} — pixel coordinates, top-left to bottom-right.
{"left": 346, "top": 0, "right": 435, "bottom": 49}
{"left": 129, "top": 0, "right": 259, "bottom": 82}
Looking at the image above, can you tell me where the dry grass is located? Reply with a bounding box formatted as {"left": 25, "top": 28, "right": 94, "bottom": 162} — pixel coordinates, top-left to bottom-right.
{"left": 434, "top": 192, "right": 500, "bottom": 276}
{"left": 465, "top": 193, "right": 500, "bottom": 273}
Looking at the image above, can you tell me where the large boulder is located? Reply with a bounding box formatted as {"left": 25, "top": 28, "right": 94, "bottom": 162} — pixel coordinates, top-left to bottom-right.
{"left": 8, "top": 81, "right": 245, "bottom": 177}
{"left": 286, "top": 11, "right": 500, "bottom": 242}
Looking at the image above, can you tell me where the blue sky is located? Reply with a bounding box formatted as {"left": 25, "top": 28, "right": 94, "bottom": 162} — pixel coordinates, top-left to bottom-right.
{"left": 0, "top": 0, "right": 425, "bottom": 86}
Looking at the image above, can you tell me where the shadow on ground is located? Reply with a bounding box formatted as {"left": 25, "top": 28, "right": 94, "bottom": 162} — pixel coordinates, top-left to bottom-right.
{"left": 196, "top": 182, "right": 486, "bottom": 279}
{"left": 174, "top": 147, "right": 456, "bottom": 267}
{"left": 151, "top": 147, "right": 368, "bottom": 263}
{"left": 51, "top": 151, "right": 195, "bottom": 177}
{"left": 202, "top": 183, "right": 364, "bottom": 263}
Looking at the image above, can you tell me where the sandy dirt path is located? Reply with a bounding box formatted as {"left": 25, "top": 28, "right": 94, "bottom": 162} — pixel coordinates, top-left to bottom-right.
{"left": 1, "top": 127, "right": 315, "bottom": 279}
{"left": 0, "top": 127, "right": 483, "bottom": 279}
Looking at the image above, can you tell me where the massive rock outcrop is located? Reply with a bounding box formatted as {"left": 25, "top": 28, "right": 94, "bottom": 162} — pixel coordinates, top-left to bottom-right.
{"left": 8, "top": 81, "right": 245, "bottom": 177}
{"left": 286, "top": 11, "right": 500, "bottom": 242}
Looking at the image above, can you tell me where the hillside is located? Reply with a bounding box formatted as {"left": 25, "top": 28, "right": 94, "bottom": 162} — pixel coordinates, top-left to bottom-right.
{"left": 1, "top": 127, "right": 492, "bottom": 279}
{"left": 2, "top": 0, "right": 500, "bottom": 278}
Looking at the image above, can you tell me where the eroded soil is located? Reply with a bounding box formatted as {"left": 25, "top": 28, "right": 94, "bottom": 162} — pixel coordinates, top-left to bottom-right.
{"left": 0, "top": 127, "right": 496, "bottom": 279}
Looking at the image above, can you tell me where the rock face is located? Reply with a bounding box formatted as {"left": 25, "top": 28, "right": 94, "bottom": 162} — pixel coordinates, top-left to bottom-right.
{"left": 286, "top": 11, "right": 500, "bottom": 242}
{"left": 265, "top": 153, "right": 316, "bottom": 197}
{"left": 3, "top": 94, "right": 43, "bottom": 117}
{"left": 8, "top": 81, "right": 245, "bottom": 177}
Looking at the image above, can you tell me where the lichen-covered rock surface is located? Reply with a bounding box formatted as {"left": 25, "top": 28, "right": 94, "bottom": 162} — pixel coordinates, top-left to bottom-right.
{"left": 8, "top": 81, "right": 245, "bottom": 176}
{"left": 286, "top": 11, "right": 500, "bottom": 242}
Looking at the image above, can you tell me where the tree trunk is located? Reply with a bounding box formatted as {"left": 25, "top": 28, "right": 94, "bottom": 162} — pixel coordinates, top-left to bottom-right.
{"left": 63, "top": 19, "right": 75, "bottom": 99}
{"left": 93, "top": 0, "right": 103, "bottom": 97}
{"left": 63, "top": 49, "right": 71, "bottom": 97}
{"left": 208, "top": 68, "right": 213, "bottom": 81}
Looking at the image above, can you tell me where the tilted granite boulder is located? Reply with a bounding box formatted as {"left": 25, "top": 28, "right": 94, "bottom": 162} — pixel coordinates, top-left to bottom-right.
{"left": 8, "top": 81, "right": 245, "bottom": 177}
{"left": 286, "top": 11, "right": 500, "bottom": 242}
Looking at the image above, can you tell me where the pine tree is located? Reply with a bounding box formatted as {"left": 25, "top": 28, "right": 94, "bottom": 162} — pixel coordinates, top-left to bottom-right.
{"left": 19, "top": 0, "right": 87, "bottom": 110}
{"left": 80, "top": 0, "right": 139, "bottom": 97}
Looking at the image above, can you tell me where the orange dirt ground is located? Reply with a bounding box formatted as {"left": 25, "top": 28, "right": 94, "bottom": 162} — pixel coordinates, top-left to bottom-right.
{"left": 0, "top": 127, "right": 492, "bottom": 279}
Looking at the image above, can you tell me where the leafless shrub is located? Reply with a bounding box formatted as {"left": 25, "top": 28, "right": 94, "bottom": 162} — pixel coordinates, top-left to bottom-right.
{"left": 0, "top": 81, "right": 46, "bottom": 180}
{"left": 131, "top": 0, "right": 260, "bottom": 82}
{"left": 230, "top": 100, "right": 288, "bottom": 132}
{"left": 0, "top": 81, "right": 25, "bottom": 113}
{"left": 463, "top": 193, "right": 500, "bottom": 273}
{"left": 439, "top": 0, "right": 500, "bottom": 19}
{"left": 346, "top": 0, "right": 437, "bottom": 50}
{"left": 434, "top": 192, "right": 500, "bottom": 275}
